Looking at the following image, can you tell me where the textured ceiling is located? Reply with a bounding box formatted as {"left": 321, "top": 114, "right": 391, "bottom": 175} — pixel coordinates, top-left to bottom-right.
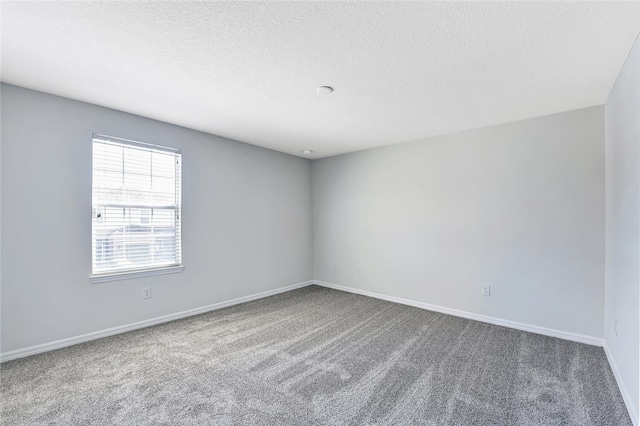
{"left": 2, "top": 2, "right": 640, "bottom": 158}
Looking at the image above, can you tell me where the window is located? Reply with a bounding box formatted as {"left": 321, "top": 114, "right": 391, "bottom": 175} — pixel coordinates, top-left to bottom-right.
{"left": 91, "top": 134, "right": 182, "bottom": 281}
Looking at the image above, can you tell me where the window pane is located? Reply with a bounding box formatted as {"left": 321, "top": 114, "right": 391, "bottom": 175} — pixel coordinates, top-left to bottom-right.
{"left": 123, "top": 172, "right": 152, "bottom": 204}
{"left": 93, "top": 143, "right": 123, "bottom": 173}
{"left": 152, "top": 152, "right": 176, "bottom": 178}
{"left": 92, "top": 136, "right": 182, "bottom": 276}
{"left": 124, "top": 148, "right": 151, "bottom": 176}
{"left": 152, "top": 176, "right": 176, "bottom": 205}
{"left": 93, "top": 170, "right": 124, "bottom": 204}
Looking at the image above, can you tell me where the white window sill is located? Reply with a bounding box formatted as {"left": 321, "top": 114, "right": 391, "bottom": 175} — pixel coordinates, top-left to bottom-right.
{"left": 90, "top": 265, "right": 184, "bottom": 284}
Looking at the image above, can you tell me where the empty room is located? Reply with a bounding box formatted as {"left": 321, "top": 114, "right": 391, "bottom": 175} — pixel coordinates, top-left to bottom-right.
{"left": 1, "top": 1, "right": 639, "bottom": 425}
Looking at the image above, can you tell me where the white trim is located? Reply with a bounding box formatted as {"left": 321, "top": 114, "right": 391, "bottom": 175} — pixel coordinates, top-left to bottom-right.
{"left": 604, "top": 342, "right": 639, "bottom": 426}
{"left": 313, "top": 280, "right": 604, "bottom": 347}
{"left": 91, "top": 265, "right": 184, "bottom": 283}
{"left": 92, "top": 133, "right": 181, "bottom": 154}
{"left": 0, "top": 280, "right": 313, "bottom": 363}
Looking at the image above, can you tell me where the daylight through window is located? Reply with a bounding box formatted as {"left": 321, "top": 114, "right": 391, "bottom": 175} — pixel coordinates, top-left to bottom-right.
{"left": 91, "top": 135, "right": 182, "bottom": 277}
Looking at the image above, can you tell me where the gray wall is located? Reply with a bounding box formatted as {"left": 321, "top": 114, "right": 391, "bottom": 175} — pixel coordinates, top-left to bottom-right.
{"left": 313, "top": 107, "right": 605, "bottom": 338}
{"left": 0, "top": 84, "right": 313, "bottom": 353}
{"left": 605, "top": 34, "right": 640, "bottom": 422}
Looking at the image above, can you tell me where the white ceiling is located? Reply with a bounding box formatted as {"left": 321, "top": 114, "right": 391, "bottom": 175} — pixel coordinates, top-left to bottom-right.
{"left": 2, "top": 2, "right": 640, "bottom": 158}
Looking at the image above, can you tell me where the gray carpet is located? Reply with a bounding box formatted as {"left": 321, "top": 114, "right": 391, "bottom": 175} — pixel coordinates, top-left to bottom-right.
{"left": 0, "top": 285, "right": 631, "bottom": 425}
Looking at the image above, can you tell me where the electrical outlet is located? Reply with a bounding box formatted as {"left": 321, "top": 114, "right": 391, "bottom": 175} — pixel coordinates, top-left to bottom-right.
{"left": 333, "top": 264, "right": 339, "bottom": 272}
{"left": 143, "top": 287, "right": 151, "bottom": 299}
{"left": 482, "top": 285, "right": 491, "bottom": 296}
{"left": 355, "top": 266, "right": 360, "bottom": 274}
{"left": 614, "top": 319, "right": 618, "bottom": 336}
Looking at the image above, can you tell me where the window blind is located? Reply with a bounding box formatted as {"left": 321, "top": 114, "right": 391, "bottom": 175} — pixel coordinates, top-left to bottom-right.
{"left": 92, "top": 134, "right": 182, "bottom": 276}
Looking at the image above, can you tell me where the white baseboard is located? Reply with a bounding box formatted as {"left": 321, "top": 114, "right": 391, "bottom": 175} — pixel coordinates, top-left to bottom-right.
{"left": 0, "top": 280, "right": 313, "bottom": 363}
{"left": 313, "top": 280, "right": 604, "bottom": 347}
{"left": 604, "top": 342, "right": 639, "bottom": 426}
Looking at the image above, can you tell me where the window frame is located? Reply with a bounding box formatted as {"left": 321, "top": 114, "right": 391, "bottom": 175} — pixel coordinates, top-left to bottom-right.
{"left": 90, "top": 134, "right": 183, "bottom": 283}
